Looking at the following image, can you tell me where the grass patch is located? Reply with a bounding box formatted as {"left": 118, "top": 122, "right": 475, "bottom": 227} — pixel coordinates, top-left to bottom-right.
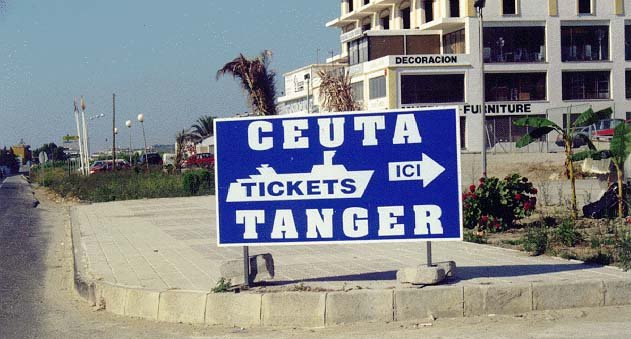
{"left": 31, "top": 167, "right": 215, "bottom": 202}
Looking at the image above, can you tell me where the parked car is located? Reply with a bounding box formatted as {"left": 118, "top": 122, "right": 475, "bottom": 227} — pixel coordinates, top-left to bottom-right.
{"left": 182, "top": 153, "right": 215, "bottom": 169}
{"left": 89, "top": 160, "right": 131, "bottom": 174}
{"left": 555, "top": 119, "right": 624, "bottom": 147}
{"left": 591, "top": 119, "right": 629, "bottom": 140}
{"left": 138, "top": 153, "right": 163, "bottom": 167}
{"left": 555, "top": 126, "right": 593, "bottom": 148}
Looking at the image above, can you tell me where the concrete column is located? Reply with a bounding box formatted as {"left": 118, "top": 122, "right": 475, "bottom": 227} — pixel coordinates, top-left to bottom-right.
{"left": 342, "top": 0, "right": 349, "bottom": 15}
{"left": 464, "top": 0, "right": 476, "bottom": 17}
{"left": 546, "top": 18, "right": 564, "bottom": 127}
{"left": 465, "top": 17, "right": 484, "bottom": 153}
{"left": 610, "top": 15, "right": 626, "bottom": 119}
{"left": 441, "top": 0, "right": 451, "bottom": 18}
{"left": 417, "top": 0, "right": 426, "bottom": 25}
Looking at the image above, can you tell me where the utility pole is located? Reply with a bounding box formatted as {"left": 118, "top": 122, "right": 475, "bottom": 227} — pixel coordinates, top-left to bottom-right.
{"left": 112, "top": 93, "right": 116, "bottom": 171}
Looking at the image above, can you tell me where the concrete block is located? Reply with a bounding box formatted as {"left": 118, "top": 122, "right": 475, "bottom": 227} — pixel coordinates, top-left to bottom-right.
{"left": 220, "top": 253, "right": 274, "bottom": 286}
{"left": 464, "top": 284, "right": 532, "bottom": 316}
{"left": 206, "top": 293, "right": 262, "bottom": 327}
{"left": 435, "top": 261, "right": 456, "bottom": 278}
{"left": 533, "top": 280, "right": 604, "bottom": 310}
{"left": 261, "top": 292, "right": 325, "bottom": 327}
{"left": 397, "top": 266, "right": 446, "bottom": 285}
{"left": 604, "top": 279, "right": 631, "bottom": 306}
{"left": 325, "top": 290, "right": 393, "bottom": 325}
{"left": 125, "top": 288, "right": 160, "bottom": 320}
{"left": 158, "top": 290, "right": 208, "bottom": 324}
{"left": 96, "top": 282, "right": 128, "bottom": 316}
{"left": 395, "top": 286, "right": 463, "bottom": 321}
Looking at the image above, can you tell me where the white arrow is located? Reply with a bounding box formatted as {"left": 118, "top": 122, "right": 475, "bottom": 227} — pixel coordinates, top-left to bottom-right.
{"left": 388, "top": 153, "right": 446, "bottom": 188}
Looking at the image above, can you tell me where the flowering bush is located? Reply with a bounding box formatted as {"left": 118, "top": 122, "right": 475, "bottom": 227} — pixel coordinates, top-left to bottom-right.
{"left": 463, "top": 174, "right": 538, "bottom": 232}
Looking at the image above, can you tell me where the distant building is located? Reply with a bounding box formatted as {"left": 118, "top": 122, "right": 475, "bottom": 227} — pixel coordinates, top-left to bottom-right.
{"left": 152, "top": 144, "right": 175, "bottom": 154}
{"left": 11, "top": 139, "right": 31, "bottom": 164}
{"left": 280, "top": 0, "right": 631, "bottom": 152}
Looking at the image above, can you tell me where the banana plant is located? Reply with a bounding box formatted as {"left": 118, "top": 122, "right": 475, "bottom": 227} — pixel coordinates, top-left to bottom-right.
{"left": 514, "top": 107, "right": 612, "bottom": 219}
{"left": 573, "top": 122, "right": 631, "bottom": 217}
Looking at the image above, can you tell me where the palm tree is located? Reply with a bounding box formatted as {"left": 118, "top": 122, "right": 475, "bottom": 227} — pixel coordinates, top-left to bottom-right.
{"left": 191, "top": 115, "right": 216, "bottom": 142}
{"left": 318, "top": 69, "right": 360, "bottom": 112}
{"left": 216, "top": 50, "right": 277, "bottom": 116}
{"left": 175, "top": 129, "right": 193, "bottom": 170}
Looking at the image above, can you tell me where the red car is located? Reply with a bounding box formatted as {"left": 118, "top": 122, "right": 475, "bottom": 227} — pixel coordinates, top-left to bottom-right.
{"left": 183, "top": 153, "right": 215, "bottom": 169}
{"left": 590, "top": 119, "right": 626, "bottom": 140}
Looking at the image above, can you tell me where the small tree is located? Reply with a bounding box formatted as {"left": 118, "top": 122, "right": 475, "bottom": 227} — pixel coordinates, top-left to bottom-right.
{"left": 317, "top": 69, "right": 360, "bottom": 112}
{"left": 514, "top": 107, "right": 612, "bottom": 219}
{"left": 217, "top": 50, "right": 277, "bottom": 116}
{"left": 190, "top": 115, "right": 216, "bottom": 142}
{"left": 576, "top": 123, "right": 631, "bottom": 217}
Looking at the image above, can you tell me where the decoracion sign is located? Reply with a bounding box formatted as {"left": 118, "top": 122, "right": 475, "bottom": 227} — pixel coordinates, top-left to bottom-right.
{"left": 214, "top": 108, "right": 463, "bottom": 246}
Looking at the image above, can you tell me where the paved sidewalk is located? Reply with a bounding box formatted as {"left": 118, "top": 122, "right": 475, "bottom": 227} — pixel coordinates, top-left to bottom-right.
{"left": 72, "top": 196, "right": 631, "bottom": 292}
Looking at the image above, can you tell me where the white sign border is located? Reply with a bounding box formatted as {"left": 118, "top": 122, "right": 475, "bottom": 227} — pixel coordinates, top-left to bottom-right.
{"left": 214, "top": 107, "right": 463, "bottom": 247}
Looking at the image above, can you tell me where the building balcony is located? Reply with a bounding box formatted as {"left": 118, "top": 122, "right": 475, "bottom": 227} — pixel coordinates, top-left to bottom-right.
{"left": 327, "top": 0, "right": 400, "bottom": 28}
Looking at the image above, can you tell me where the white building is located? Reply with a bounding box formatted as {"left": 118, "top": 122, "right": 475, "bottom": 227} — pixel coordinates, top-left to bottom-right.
{"left": 277, "top": 0, "right": 631, "bottom": 152}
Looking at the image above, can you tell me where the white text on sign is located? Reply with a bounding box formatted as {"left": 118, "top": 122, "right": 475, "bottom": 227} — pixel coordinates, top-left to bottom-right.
{"left": 247, "top": 114, "right": 423, "bottom": 151}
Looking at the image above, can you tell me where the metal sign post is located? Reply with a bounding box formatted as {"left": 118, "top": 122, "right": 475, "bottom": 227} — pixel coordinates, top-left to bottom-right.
{"left": 243, "top": 246, "right": 250, "bottom": 288}
{"left": 426, "top": 241, "right": 433, "bottom": 267}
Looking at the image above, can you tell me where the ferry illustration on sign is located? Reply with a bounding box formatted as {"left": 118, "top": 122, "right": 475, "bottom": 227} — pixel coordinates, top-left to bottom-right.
{"left": 226, "top": 151, "right": 374, "bottom": 202}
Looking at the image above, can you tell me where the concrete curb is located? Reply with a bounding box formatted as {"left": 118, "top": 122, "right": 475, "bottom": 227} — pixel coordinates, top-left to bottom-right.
{"left": 67, "top": 209, "right": 631, "bottom": 328}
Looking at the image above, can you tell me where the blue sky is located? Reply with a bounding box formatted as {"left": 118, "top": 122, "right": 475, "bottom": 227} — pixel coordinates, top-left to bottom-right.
{"left": 0, "top": 0, "right": 339, "bottom": 151}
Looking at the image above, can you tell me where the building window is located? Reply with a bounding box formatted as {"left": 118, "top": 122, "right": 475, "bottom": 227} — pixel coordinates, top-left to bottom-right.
{"left": 362, "top": 22, "right": 371, "bottom": 31}
{"left": 369, "top": 76, "right": 386, "bottom": 99}
{"left": 562, "top": 71, "right": 610, "bottom": 100}
{"left": 381, "top": 13, "right": 390, "bottom": 30}
{"left": 626, "top": 25, "right": 631, "bottom": 60}
{"left": 401, "top": 6, "right": 411, "bottom": 29}
{"left": 401, "top": 74, "right": 465, "bottom": 104}
{"left": 626, "top": 71, "right": 631, "bottom": 99}
{"left": 423, "top": 1, "right": 434, "bottom": 23}
{"left": 578, "top": 0, "right": 591, "bottom": 14}
{"left": 561, "top": 26, "right": 609, "bottom": 62}
{"left": 364, "top": 0, "right": 370, "bottom": 5}
{"left": 449, "top": 0, "right": 460, "bottom": 17}
{"left": 348, "top": 0, "right": 354, "bottom": 13}
{"left": 351, "top": 81, "right": 364, "bottom": 102}
{"left": 443, "top": 29, "right": 465, "bottom": 54}
{"left": 485, "top": 73, "right": 546, "bottom": 102}
{"left": 483, "top": 26, "right": 545, "bottom": 63}
{"left": 502, "top": 0, "right": 517, "bottom": 15}
{"left": 347, "top": 37, "right": 369, "bottom": 65}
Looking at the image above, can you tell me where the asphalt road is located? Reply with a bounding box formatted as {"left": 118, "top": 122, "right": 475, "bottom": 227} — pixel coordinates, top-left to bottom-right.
{"left": 0, "top": 175, "right": 630, "bottom": 339}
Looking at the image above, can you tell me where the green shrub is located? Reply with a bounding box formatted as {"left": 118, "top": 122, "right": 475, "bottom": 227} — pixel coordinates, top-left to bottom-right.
{"left": 616, "top": 228, "right": 631, "bottom": 271}
{"left": 554, "top": 218, "right": 583, "bottom": 247}
{"left": 463, "top": 230, "right": 487, "bottom": 244}
{"left": 463, "top": 174, "right": 537, "bottom": 232}
{"left": 182, "top": 169, "right": 214, "bottom": 195}
{"left": 522, "top": 225, "right": 548, "bottom": 255}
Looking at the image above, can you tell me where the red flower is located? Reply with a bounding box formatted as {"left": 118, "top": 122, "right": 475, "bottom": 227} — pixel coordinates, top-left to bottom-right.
{"left": 531, "top": 188, "right": 538, "bottom": 194}
{"left": 472, "top": 194, "right": 478, "bottom": 199}
{"left": 524, "top": 202, "right": 532, "bottom": 211}
{"left": 515, "top": 193, "right": 522, "bottom": 201}
{"left": 469, "top": 185, "right": 476, "bottom": 192}
{"left": 479, "top": 177, "right": 486, "bottom": 183}
{"left": 480, "top": 215, "right": 489, "bottom": 223}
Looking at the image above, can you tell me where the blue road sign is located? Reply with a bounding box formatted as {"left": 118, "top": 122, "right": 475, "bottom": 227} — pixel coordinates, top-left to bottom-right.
{"left": 214, "top": 108, "right": 462, "bottom": 247}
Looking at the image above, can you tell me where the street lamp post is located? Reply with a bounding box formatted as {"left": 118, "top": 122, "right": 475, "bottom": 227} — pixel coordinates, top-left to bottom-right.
{"left": 113, "top": 127, "right": 119, "bottom": 170}
{"left": 73, "top": 98, "right": 85, "bottom": 175}
{"left": 126, "top": 120, "right": 132, "bottom": 165}
{"left": 80, "top": 97, "right": 90, "bottom": 175}
{"left": 138, "top": 114, "right": 149, "bottom": 170}
{"left": 475, "top": 0, "right": 487, "bottom": 177}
